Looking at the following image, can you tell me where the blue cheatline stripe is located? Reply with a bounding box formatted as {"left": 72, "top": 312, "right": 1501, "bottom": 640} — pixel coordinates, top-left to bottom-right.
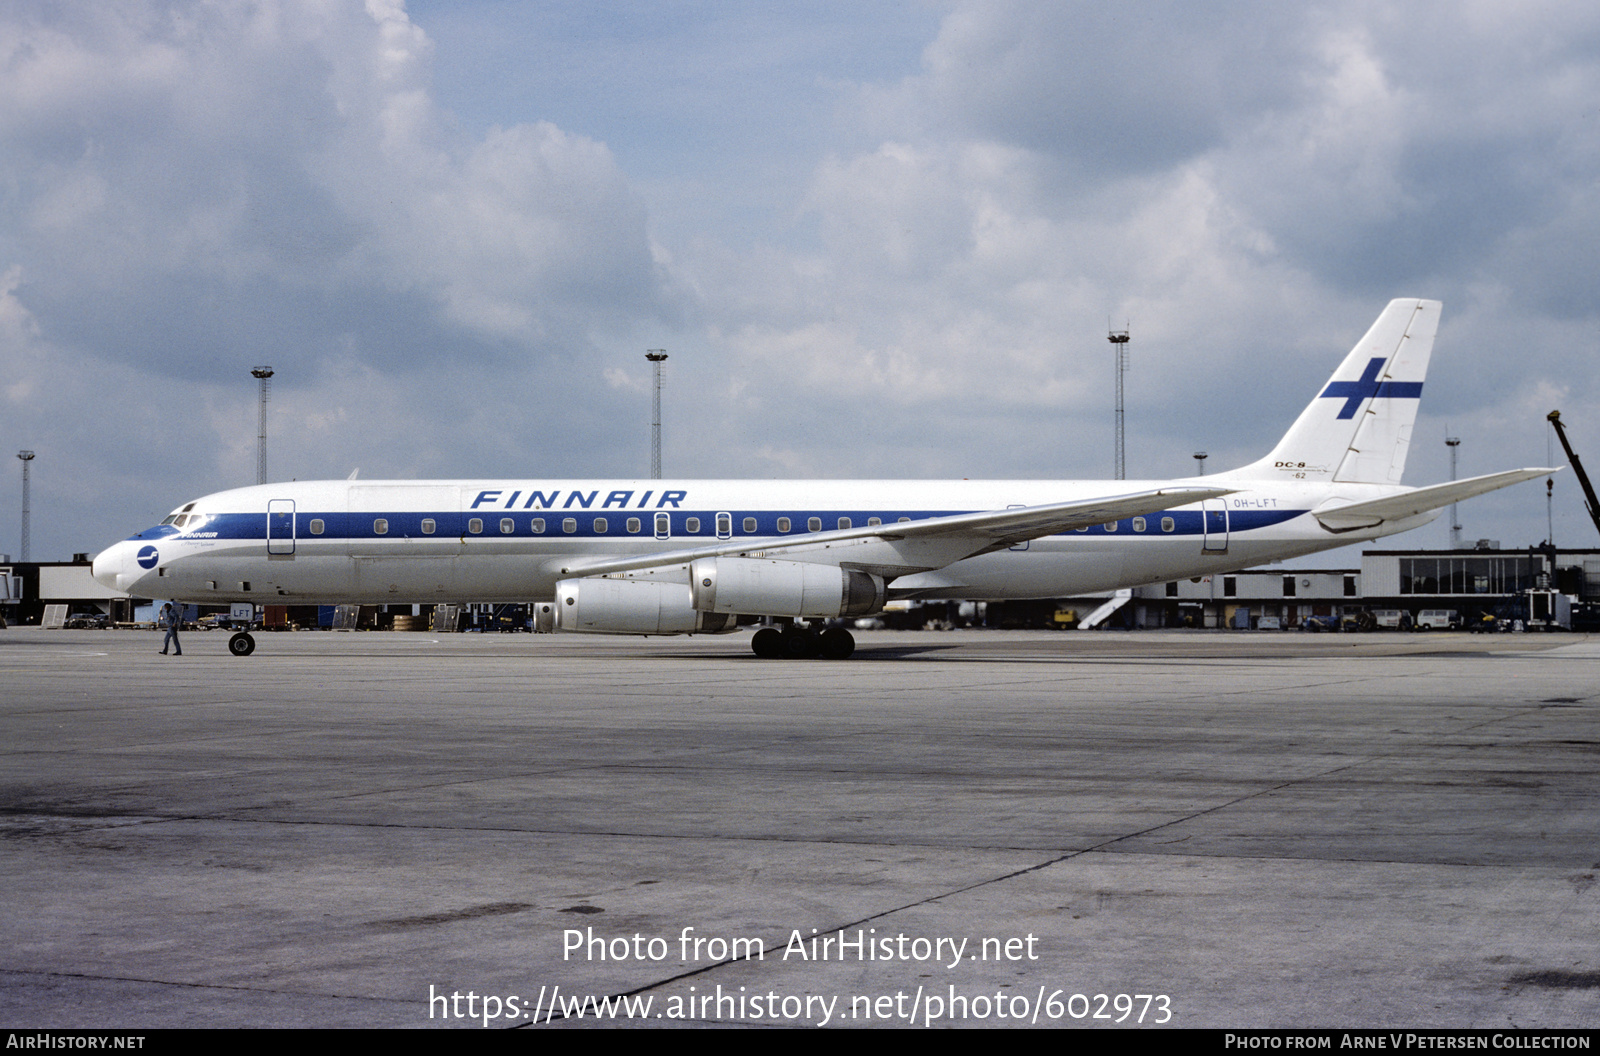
{"left": 132, "top": 507, "right": 1308, "bottom": 543}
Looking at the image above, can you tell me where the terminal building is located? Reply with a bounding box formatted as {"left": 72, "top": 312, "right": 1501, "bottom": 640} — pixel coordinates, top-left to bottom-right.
{"left": 1119, "top": 545, "right": 1595, "bottom": 631}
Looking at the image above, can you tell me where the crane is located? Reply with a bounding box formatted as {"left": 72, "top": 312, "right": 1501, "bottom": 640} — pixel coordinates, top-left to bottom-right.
{"left": 1548, "top": 410, "right": 1600, "bottom": 541}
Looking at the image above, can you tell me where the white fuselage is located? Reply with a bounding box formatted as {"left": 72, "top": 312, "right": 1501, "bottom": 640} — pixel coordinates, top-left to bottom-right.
{"left": 91, "top": 476, "right": 1427, "bottom": 606}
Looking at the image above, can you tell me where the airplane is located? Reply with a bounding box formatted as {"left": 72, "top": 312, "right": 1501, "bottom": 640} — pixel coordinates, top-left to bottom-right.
{"left": 92, "top": 298, "right": 1550, "bottom": 659}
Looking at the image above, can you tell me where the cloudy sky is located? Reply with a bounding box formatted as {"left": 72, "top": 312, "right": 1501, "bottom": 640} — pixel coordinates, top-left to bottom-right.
{"left": 3, "top": 0, "right": 1598, "bottom": 564}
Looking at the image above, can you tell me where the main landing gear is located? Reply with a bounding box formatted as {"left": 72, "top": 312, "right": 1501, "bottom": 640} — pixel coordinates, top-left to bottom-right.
{"left": 750, "top": 624, "right": 855, "bottom": 660}
{"left": 228, "top": 632, "right": 256, "bottom": 656}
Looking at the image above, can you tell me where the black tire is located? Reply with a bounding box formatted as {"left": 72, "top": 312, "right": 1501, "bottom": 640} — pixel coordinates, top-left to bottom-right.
{"left": 228, "top": 632, "right": 256, "bottom": 657}
{"left": 817, "top": 627, "right": 855, "bottom": 660}
{"left": 781, "top": 628, "right": 819, "bottom": 660}
{"left": 751, "top": 627, "right": 783, "bottom": 659}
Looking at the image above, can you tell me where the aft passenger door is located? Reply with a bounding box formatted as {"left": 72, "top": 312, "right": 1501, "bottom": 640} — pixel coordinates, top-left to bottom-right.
{"left": 1202, "top": 498, "right": 1228, "bottom": 553}
{"left": 268, "top": 499, "right": 296, "bottom": 555}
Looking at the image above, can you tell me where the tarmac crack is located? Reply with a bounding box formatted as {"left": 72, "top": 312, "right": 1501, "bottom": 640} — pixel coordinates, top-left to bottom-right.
{"left": 0, "top": 966, "right": 420, "bottom": 1007}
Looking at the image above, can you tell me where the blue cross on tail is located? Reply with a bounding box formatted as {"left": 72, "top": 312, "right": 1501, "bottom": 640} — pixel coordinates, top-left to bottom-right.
{"left": 1319, "top": 357, "right": 1424, "bottom": 419}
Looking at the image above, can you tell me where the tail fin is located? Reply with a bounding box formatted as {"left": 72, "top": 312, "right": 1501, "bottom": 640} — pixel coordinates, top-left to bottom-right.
{"left": 1219, "top": 298, "right": 1439, "bottom": 485}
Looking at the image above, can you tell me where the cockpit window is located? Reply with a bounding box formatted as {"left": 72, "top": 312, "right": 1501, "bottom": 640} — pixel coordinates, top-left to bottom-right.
{"left": 161, "top": 516, "right": 178, "bottom": 525}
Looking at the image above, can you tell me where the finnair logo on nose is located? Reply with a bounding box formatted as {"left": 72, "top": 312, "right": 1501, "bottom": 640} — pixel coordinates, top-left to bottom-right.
{"left": 136, "top": 545, "right": 159, "bottom": 569}
{"left": 1319, "top": 357, "right": 1424, "bottom": 420}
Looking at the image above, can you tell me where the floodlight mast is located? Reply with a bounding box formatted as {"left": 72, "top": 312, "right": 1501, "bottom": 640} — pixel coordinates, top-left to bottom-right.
{"left": 251, "top": 367, "right": 274, "bottom": 485}
{"left": 1445, "top": 435, "right": 1462, "bottom": 548}
{"left": 17, "top": 450, "right": 34, "bottom": 562}
{"left": 1108, "top": 329, "right": 1130, "bottom": 480}
{"left": 645, "top": 351, "right": 667, "bottom": 479}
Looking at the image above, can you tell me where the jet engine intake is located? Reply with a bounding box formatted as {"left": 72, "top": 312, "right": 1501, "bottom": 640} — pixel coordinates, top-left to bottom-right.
{"left": 689, "top": 557, "right": 886, "bottom": 617}
{"left": 554, "top": 578, "right": 734, "bottom": 635}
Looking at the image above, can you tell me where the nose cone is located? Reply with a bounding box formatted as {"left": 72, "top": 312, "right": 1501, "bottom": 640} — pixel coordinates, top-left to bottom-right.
{"left": 92, "top": 540, "right": 156, "bottom": 593}
{"left": 90, "top": 545, "right": 124, "bottom": 591}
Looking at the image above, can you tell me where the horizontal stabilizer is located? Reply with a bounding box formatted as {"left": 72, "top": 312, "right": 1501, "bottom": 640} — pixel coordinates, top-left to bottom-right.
{"left": 1312, "top": 468, "right": 1554, "bottom": 532}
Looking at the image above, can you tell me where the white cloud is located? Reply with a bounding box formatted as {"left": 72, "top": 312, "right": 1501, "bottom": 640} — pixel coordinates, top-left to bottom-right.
{"left": 5, "top": 1, "right": 1600, "bottom": 557}
{"left": 0, "top": 0, "right": 665, "bottom": 373}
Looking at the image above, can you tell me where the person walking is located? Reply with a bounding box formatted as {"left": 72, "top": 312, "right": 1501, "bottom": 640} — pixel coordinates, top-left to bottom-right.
{"left": 160, "top": 603, "right": 183, "bottom": 656}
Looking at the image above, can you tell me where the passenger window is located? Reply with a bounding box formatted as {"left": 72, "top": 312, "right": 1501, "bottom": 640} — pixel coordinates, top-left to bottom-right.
{"left": 562, "top": 518, "right": 577, "bottom": 533}
{"left": 500, "top": 518, "right": 514, "bottom": 534}
{"left": 531, "top": 518, "right": 546, "bottom": 533}
{"left": 1132, "top": 517, "right": 1145, "bottom": 533}
{"left": 1104, "top": 521, "right": 1118, "bottom": 532}
{"left": 742, "top": 517, "right": 757, "bottom": 533}
{"left": 808, "top": 517, "right": 821, "bottom": 532}
{"left": 1161, "top": 516, "right": 1175, "bottom": 533}
{"left": 420, "top": 518, "right": 435, "bottom": 535}
{"left": 468, "top": 518, "right": 483, "bottom": 534}
{"left": 374, "top": 518, "right": 388, "bottom": 535}
{"left": 777, "top": 517, "right": 791, "bottom": 533}
{"left": 654, "top": 512, "right": 670, "bottom": 538}
{"left": 837, "top": 517, "right": 851, "bottom": 530}
{"left": 593, "top": 517, "right": 608, "bottom": 533}
{"left": 309, "top": 519, "right": 325, "bottom": 535}
{"left": 627, "top": 517, "right": 641, "bottom": 533}
{"left": 686, "top": 517, "right": 701, "bottom": 533}
{"left": 715, "top": 513, "right": 732, "bottom": 539}
{"left": 898, "top": 517, "right": 910, "bottom": 523}
{"left": 868, "top": 517, "right": 881, "bottom": 526}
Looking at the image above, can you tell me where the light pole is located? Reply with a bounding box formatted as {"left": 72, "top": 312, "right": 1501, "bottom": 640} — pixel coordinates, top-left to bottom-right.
{"left": 1108, "top": 329, "right": 1129, "bottom": 479}
{"left": 17, "top": 450, "right": 34, "bottom": 562}
{"left": 1193, "top": 451, "right": 1208, "bottom": 476}
{"left": 1445, "top": 435, "right": 1461, "bottom": 548}
{"left": 251, "top": 367, "right": 274, "bottom": 485}
{"left": 645, "top": 351, "right": 667, "bottom": 479}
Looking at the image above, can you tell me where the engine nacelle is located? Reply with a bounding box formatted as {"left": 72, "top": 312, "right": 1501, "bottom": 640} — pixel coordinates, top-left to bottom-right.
{"left": 689, "top": 557, "right": 886, "bottom": 618}
{"left": 554, "top": 578, "right": 735, "bottom": 635}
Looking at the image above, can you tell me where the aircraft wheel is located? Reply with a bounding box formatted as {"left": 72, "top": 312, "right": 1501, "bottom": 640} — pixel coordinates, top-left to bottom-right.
{"left": 751, "top": 627, "right": 783, "bottom": 659}
{"left": 817, "top": 627, "right": 855, "bottom": 660}
{"left": 228, "top": 632, "right": 256, "bottom": 657}
{"left": 781, "top": 627, "right": 819, "bottom": 660}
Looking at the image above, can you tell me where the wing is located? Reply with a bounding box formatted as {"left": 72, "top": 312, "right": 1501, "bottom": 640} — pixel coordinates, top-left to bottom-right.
{"left": 551, "top": 486, "right": 1234, "bottom": 580}
{"left": 1312, "top": 468, "right": 1554, "bottom": 532}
